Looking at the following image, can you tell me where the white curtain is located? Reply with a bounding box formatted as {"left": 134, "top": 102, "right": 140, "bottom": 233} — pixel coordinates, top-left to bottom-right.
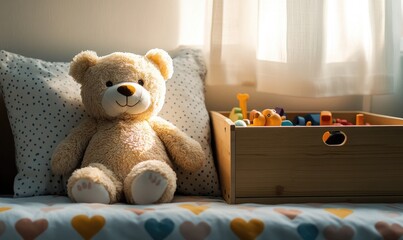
{"left": 203, "top": 0, "right": 401, "bottom": 97}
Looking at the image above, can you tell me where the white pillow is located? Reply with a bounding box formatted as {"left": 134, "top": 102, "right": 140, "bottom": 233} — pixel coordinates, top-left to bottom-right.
{"left": 0, "top": 49, "right": 220, "bottom": 197}
{"left": 160, "top": 49, "right": 220, "bottom": 196}
{"left": 0, "top": 51, "right": 83, "bottom": 196}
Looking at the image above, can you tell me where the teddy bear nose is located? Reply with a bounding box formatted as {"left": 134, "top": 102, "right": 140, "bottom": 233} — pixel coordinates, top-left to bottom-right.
{"left": 117, "top": 85, "right": 136, "bottom": 97}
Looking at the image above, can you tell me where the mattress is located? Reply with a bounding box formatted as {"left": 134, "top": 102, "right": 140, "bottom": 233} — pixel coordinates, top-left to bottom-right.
{"left": 1, "top": 195, "right": 402, "bottom": 239}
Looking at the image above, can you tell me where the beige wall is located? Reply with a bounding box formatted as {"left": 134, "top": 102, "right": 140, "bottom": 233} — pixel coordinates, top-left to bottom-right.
{"left": 370, "top": 59, "right": 403, "bottom": 118}
{"left": 0, "top": 0, "right": 181, "bottom": 60}
{"left": 1, "top": 0, "right": 402, "bottom": 117}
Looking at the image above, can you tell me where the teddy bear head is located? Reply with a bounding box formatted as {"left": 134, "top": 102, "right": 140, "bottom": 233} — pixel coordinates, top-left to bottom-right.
{"left": 69, "top": 49, "right": 173, "bottom": 120}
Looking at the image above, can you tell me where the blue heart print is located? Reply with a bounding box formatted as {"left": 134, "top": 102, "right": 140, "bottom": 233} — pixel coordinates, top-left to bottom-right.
{"left": 297, "top": 223, "right": 319, "bottom": 240}
{"left": 145, "top": 218, "right": 175, "bottom": 240}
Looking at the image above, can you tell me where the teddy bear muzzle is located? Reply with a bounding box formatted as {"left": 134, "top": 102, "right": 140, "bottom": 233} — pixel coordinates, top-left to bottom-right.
{"left": 117, "top": 85, "right": 136, "bottom": 97}
{"left": 101, "top": 82, "right": 151, "bottom": 117}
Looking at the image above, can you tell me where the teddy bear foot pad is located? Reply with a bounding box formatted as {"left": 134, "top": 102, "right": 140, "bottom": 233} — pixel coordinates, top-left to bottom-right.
{"left": 71, "top": 179, "right": 111, "bottom": 204}
{"left": 131, "top": 171, "right": 168, "bottom": 204}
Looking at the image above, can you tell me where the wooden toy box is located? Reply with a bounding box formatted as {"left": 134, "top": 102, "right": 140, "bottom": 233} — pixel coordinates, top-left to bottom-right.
{"left": 210, "top": 111, "right": 403, "bottom": 204}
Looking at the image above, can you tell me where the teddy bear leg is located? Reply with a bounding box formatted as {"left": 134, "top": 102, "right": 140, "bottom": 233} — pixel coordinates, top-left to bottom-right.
{"left": 124, "top": 160, "right": 177, "bottom": 204}
{"left": 67, "top": 163, "right": 123, "bottom": 204}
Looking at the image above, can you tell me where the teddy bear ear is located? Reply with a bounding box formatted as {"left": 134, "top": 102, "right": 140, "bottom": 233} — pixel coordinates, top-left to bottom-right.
{"left": 69, "top": 51, "right": 98, "bottom": 84}
{"left": 145, "top": 49, "right": 174, "bottom": 80}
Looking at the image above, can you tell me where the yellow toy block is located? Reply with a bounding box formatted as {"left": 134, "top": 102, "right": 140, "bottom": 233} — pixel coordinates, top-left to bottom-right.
{"left": 237, "top": 93, "right": 249, "bottom": 122}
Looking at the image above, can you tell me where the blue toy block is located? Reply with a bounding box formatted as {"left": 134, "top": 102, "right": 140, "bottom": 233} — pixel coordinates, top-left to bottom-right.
{"left": 293, "top": 116, "right": 306, "bottom": 126}
{"left": 281, "top": 120, "right": 293, "bottom": 126}
{"left": 304, "top": 113, "right": 320, "bottom": 126}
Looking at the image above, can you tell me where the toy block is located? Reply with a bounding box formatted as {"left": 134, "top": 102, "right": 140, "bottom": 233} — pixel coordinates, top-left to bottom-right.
{"left": 252, "top": 111, "right": 266, "bottom": 126}
{"left": 281, "top": 120, "right": 293, "bottom": 126}
{"left": 234, "top": 119, "right": 247, "bottom": 127}
{"left": 293, "top": 116, "right": 306, "bottom": 126}
{"left": 320, "top": 111, "right": 333, "bottom": 125}
{"left": 274, "top": 107, "right": 285, "bottom": 116}
{"left": 262, "top": 109, "right": 282, "bottom": 126}
{"left": 356, "top": 114, "right": 364, "bottom": 125}
{"left": 304, "top": 114, "right": 320, "bottom": 125}
{"left": 237, "top": 93, "right": 249, "bottom": 122}
{"left": 249, "top": 109, "right": 259, "bottom": 124}
{"left": 229, "top": 107, "right": 243, "bottom": 122}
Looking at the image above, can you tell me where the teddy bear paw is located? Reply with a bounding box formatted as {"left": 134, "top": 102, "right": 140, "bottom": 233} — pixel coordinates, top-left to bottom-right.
{"left": 131, "top": 171, "right": 168, "bottom": 204}
{"left": 71, "top": 179, "right": 111, "bottom": 204}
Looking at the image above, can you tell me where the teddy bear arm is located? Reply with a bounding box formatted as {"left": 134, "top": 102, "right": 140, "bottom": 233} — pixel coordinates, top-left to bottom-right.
{"left": 51, "top": 118, "right": 97, "bottom": 175}
{"left": 149, "top": 117, "right": 205, "bottom": 172}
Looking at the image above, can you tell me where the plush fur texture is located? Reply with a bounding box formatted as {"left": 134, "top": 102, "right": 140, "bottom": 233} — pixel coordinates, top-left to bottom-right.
{"left": 51, "top": 49, "right": 205, "bottom": 204}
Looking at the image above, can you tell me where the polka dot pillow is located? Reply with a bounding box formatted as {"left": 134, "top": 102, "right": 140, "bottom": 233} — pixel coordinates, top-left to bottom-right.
{"left": 0, "top": 49, "right": 220, "bottom": 197}
{"left": 160, "top": 49, "right": 220, "bottom": 196}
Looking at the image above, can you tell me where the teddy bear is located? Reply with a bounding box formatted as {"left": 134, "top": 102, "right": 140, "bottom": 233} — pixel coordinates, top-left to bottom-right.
{"left": 51, "top": 49, "right": 206, "bottom": 204}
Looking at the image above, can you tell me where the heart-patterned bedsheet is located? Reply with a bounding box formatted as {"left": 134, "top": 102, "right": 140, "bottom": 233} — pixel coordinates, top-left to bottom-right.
{"left": 1, "top": 195, "right": 403, "bottom": 240}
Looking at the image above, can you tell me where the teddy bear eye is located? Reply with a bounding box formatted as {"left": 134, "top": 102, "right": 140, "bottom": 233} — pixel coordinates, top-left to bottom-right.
{"left": 138, "top": 79, "right": 144, "bottom": 86}
{"left": 106, "top": 81, "right": 113, "bottom": 87}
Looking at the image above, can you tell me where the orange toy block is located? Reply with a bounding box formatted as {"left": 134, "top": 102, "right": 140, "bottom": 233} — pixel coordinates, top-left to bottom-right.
{"left": 262, "top": 109, "right": 282, "bottom": 126}
{"left": 237, "top": 93, "right": 250, "bottom": 122}
{"left": 356, "top": 113, "right": 364, "bottom": 125}
{"left": 320, "top": 111, "right": 333, "bottom": 125}
{"left": 252, "top": 111, "right": 266, "bottom": 126}
{"left": 249, "top": 109, "right": 259, "bottom": 124}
